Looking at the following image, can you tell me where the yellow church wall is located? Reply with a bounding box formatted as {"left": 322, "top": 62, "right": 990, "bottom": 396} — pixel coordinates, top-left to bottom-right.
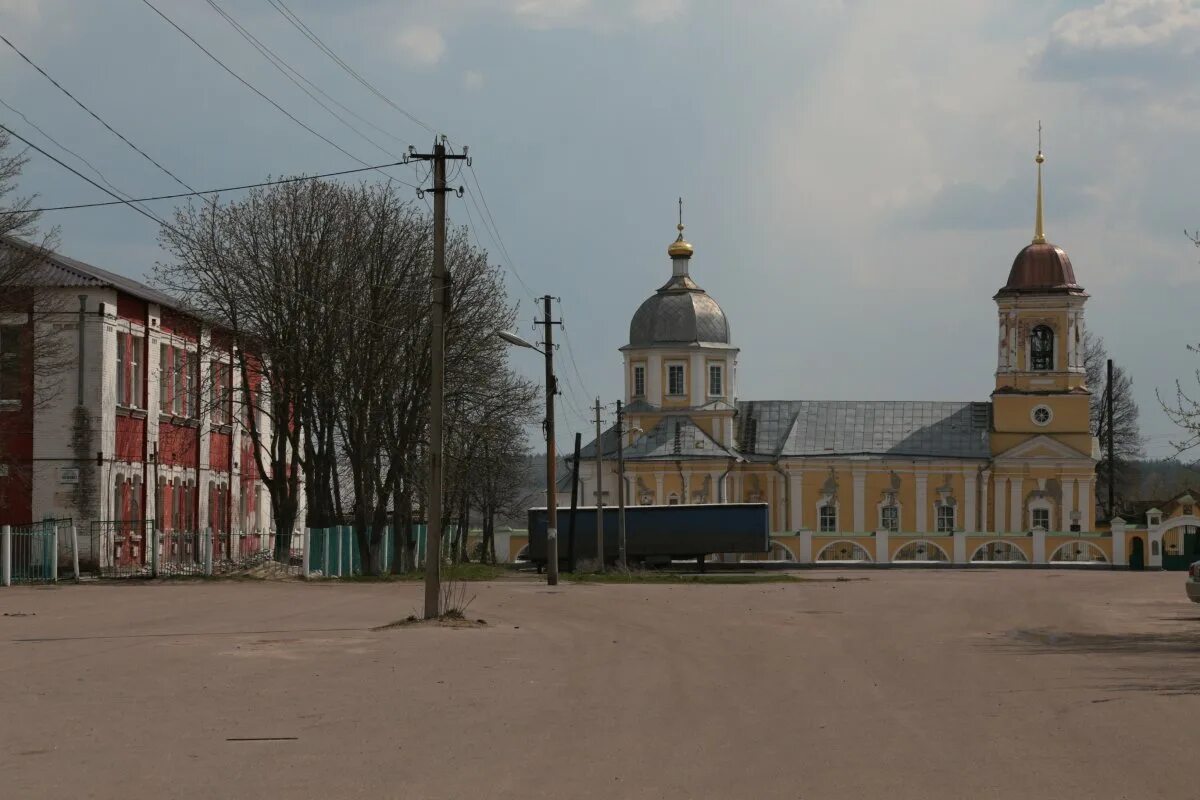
{"left": 992, "top": 393, "right": 1090, "bottom": 433}
{"left": 812, "top": 535, "right": 877, "bottom": 561}
{"left": 1045, "top": 534, "right": 1113, "bottom": 563}
{"left": 964, "top": 535, "right": 1034, "bottom": 562}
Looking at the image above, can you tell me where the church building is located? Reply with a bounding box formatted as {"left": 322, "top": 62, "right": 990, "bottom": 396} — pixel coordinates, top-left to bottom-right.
{"left": 576, "top": 146, "right": 1115, "bottom": 566}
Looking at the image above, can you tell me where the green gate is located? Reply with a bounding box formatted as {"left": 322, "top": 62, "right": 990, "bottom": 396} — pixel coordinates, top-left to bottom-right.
{"left": 1161, "top": 526, "right": 1199, "bottom": 571}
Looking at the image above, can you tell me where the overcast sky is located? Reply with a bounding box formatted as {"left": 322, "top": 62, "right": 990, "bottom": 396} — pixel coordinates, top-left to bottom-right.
{"left": 2, "top": 0, "right": 1198, "bottom": 458}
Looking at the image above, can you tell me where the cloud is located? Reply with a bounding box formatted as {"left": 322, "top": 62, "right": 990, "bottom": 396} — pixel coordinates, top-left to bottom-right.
{"left": 1033, "top": 0, "right": 1200, "bottom": 86}
{"left": 394, "top": 25, "right": 446, "bottom": 66}
{"left": 463, "top": 69, "right": 485, "bottom": 90}
{"left": 508, "top": 0, "right": 685, "bottom": 30}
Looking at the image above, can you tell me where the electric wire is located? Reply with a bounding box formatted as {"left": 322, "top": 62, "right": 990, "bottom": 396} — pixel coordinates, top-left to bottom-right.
{"left": 0, "top": 32, "right": 197, "bottom": 194}
{"left": 139, "top": 0, "right": 418, "bottom": 191}
{"left": 264, "top": 0, "right": 438, "bottom": 138}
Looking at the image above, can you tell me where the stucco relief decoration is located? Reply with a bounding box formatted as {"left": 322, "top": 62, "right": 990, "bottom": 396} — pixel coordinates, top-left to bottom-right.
{"left": 746, "top": 474, "right": 764, "bottom": 503}
{"left": 820, "top": 468, "right": 838, "bottom": 504}
{"left": 880, "top": 470, "right": 901, "bottom": 507}
{"left": 636, "top": 476, "right": 654, "bottom": 506}
{"left": 691, "top": 474, "right": 712, "bottom": 504}
{"left": 935, "top": 475, "right": 956, "bottom": 508}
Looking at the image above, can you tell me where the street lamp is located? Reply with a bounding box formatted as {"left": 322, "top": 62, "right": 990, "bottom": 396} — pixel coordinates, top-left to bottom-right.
{"left": 497, "top": 325, "right": 558, "bottom": 585}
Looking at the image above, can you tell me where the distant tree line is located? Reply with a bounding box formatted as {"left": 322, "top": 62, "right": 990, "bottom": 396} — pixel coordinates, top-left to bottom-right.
{"left": 156, "top": 179, "right": 538, "bottom": 573}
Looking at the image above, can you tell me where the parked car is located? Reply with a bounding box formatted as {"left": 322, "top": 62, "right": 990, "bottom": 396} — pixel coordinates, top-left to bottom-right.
{"left": 1188, "top": 562, "right": 1200, "bottom": 603}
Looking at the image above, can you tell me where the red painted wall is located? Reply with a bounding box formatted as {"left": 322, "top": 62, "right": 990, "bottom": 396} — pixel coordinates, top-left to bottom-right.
{"left": 160, "top": 309, "right": 198, "bottom": 341}
{"left": 158, "top": 421, "right": 198, "bottom": 467}
{"left": 210, "top": 430, "right": 231, "bottom": 472}
{"left": 116, "top": 292, "right": 147, "bottom": 325}
{"left": 0, "top": 321, "right": 33, "bottom": 525}
{"left": 115, "top": 415, "right": 145, "bottom": 462}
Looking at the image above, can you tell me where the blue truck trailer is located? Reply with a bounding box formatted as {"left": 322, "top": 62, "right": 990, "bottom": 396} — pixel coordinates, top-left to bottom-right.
{"left": 526, "top": 503, "right": 770, "bottom": 568}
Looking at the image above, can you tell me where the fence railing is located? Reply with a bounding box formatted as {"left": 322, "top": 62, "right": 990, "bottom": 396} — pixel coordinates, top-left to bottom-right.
{"left": 305, "top": 524, "right": 430, "bottom": 577}
{"left": 1, "top": 519, "right": 73, "bottom": 585}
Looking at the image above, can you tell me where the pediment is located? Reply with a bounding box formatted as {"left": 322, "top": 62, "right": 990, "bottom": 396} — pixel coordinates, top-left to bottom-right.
{"left": 993, "top": 434, "right": 1092, "bottom": 462}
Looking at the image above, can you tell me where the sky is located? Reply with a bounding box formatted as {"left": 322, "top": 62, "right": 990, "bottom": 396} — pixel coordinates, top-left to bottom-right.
{"left": 2, "top": 0, "right": 1199, "bottom": 459}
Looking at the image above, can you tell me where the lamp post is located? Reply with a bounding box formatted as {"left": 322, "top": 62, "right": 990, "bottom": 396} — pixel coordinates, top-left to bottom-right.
{"left": 497, "top": 327, "right": 559, "bottom": 585}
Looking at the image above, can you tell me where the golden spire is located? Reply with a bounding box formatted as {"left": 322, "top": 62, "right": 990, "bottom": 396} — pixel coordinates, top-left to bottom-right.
{"left": 1033, "top": 122, "right": 1046, "bottom": 245}
{"left": 668, "top": 196, "right": 694, "bottom": 258}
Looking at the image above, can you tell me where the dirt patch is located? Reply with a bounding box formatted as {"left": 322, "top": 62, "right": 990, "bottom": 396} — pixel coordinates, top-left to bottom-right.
{"left": 373, "top": 614, "right": 488, "bottom": 630}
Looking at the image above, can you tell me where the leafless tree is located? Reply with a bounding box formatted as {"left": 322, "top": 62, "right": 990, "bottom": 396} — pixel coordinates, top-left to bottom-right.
{"left": 1081, "top": 330, "right": 1143, "bottom": 516}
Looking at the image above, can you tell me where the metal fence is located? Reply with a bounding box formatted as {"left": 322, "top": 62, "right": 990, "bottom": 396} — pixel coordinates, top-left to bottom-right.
{"left": 1, "top": 519, "right": 72, "bottom": 585}
{"left": 305, "top": 524, "right": 429, "bottom": 577}
{"left": 86, "top": 521, "right": 306, "bottom": 578}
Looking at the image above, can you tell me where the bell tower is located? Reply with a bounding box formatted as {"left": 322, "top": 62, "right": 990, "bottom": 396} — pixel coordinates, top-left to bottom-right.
{"left": 991, "top": 138, "right": 1093, "bottom": 459}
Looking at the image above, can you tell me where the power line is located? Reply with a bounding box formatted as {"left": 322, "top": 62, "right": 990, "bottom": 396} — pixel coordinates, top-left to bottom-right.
{"left": 0, "top": 96, "right": 155, "bottom": 218}
{"left": 264, "top": 0, "right": 438, "bottom": 138}
{"left": 0, "top": 31, "right": 197, "bottom": 193}
{"left": 7, "top": 160, "right": 407, "bottom": 214}
{"left": 203, "top": 0, "right": 414, "bottom": 181}
{"left": 0, "top": 123, "right": 429, "bottom": 333}
{"left": 138, "top": 0, "right": 416, "bottom": 190}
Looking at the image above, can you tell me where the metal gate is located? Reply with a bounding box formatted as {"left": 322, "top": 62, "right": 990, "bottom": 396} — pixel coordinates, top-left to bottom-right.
{"left": 3, "top": 519, "right": 71, "bottom": 584}
{"left": 89, "top": 519, "right": 154, "bottom": 578}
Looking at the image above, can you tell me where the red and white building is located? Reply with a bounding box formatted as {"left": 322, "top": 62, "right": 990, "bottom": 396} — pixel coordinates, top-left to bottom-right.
{"left": 0, "top": 241, "right": 279, "bottom": 566}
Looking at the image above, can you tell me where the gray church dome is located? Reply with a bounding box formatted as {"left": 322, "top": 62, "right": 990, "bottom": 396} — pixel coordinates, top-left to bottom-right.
{"left": 629, "top": 285, "right": 730, "bottom": 347}
{"left": 627, "top": 213, "right": 731, "bottom": 348}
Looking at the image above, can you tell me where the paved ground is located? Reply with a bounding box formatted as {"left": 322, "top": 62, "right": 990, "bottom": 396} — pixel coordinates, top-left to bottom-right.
{"left": 2, "top": 570, "right": 1198, "bottom": 800}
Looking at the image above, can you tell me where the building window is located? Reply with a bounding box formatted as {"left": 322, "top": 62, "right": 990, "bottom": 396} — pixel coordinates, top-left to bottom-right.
{"left": 819, "top": 504, "right": 837, "bottom": 532}
{"left": 881, "top": 505, "right": 899, "bottom": 532}
{"left": 1032, "top": 507, "right": 1050, "bottom": 531}
{"left": 632, "top": 364, "right": 645, "bottom": 397}
{"left": 667, "top": 363, "right": 685, "bottom": 396}
{"left": 0, "top": 325, "right": 21, "bottom": 402}
{"left": 115, "top": 332, "right": 144, "bottom": 408}
{"left": 936, "top": 504, "right": 955, "bottom": 533}
{"left": 160, "top": 345, "right": 197, "bottom": 418}
{"left": 210, "top": 361, "right": 231, "bottom": 425}
{"left": 1030, "top": 325, "right": 1054, "bottom": 371}
{"left": 708, "top": 364, "right": 723, "bottom": 397}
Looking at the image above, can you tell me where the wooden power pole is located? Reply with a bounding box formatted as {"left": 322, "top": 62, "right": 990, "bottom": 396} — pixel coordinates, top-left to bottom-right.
{"left": 535, "top": 295, "right": 562, "bottom": 585}
{"left": 594, "top": 397, "right": 604, "bottom": 571}
{"left": 616, "top": 399, "right": 627, "bottom": 569}
{"left": 408, "top": 138, "right": 468, "bottom": 619}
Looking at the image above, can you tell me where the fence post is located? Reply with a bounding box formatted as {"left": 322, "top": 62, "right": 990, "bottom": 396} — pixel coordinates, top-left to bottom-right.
{"left": 1, "top": 525, "right": 10, "bottom": 587}
{"left": 302, "top": 528, "right": 311, "bottom": 576}
{"left": 337, "top": 526, "right": 344, "bottom": 577}
{"left": 51, "top": 522, "right": 59, "bottom": 583}
{"left": 71, "top": 525, "right": 80, "bottom": 582}
{"left": 151, "top": 528, "right": 160, "bottom": 579}
{"left": 203, "top": 528, "right": 214, "bottom": 576}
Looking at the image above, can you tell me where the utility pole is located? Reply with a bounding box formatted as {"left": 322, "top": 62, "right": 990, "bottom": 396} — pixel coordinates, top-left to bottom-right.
{"left": 594, "top": 397, "right": 604, "bottom": 571}
{"left": 535, "top": 295, "right": 562, "bottom": 585}
{"left": 408, "top": 137, "right": 468, "bottom": 619}
{"left": 616, "top": 399, "right": 627, "bottom": 569}
{"left": 1107, "top": 358, "right": 1115, "bottom": 519}
{"left": 568, "top": 432, "right": 581, "bottom": 573}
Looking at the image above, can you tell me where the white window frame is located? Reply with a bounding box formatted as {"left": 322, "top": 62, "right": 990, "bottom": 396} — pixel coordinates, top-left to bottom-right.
{"left": 707, "top": 362, "right": 723, "bottom": 398}
{"left": 935, "top": 503, "right": 955, "bottom": 534}
{"left": 879, "top": 503, "right": 900, "bottom": 533}
{"left": 1028, "top": 497, "right": 1054, "bottom": 532}
{"left": 818, "top": 501, "right": 838, "bottom": 533}
{"left": 666, "top": 361, "right": 686, "bottom": 397}
{"left": 632, "top": 363, "right": 646, "bottom": 398}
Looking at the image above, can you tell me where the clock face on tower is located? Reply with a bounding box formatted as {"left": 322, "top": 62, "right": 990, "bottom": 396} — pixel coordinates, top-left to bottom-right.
{"left": 1031, "top": 405, "right": 1052, "bottom": 426}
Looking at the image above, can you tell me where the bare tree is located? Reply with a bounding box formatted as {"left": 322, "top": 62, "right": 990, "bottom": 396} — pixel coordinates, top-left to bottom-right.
{"left": 1081, "top": 330, "right": 1143, "bottom": 516}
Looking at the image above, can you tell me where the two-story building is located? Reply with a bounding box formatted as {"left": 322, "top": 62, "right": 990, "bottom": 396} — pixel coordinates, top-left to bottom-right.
{"left": 0, "top": 239, "right": 277, "bottom": 567}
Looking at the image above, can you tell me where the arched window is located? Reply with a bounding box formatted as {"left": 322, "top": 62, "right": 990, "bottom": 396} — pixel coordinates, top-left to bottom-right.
{"left": 1030, "top": 325, "right": 1054, "bottom": 371}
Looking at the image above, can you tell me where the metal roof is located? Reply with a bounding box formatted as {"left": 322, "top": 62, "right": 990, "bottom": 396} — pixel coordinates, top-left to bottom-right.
{"left": 738, "top": 400, "right": 992, "bottom": 460}
{"left": 628, "top": 281, "right": 731, "bottom": 348}
{"left": 622, "top": 415, "right": 738, "bottom": 461}
{"left": 4, "top": 237, "right": 181, "bottom": 309}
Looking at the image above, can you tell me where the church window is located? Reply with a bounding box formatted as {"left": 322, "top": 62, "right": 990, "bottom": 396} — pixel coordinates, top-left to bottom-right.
{"left": 1030, "top": 325, "right": 1054, "bottom": 370}
{"left": 1031, "top": 405, "right": 1052, "bottom": 426}
{"left": 667, "top": 363, "right": 685, "bottom": 396}
{"left": 708, "top": 364, "right": 723, "bottom": 397}
{"left": 936, "top": 504, "right": 955, "bottom": 533}
{"left": 632, "top": 364, "right": 645, "bottom": 397}
{"left": 819, "top": 504, "right": 837, "bottom": 532}
{"left": 881, "top": 505, "right": 899, "bottom": 532}
{"left": 1032, "top": 508, "right": 1050, "bottom": 530}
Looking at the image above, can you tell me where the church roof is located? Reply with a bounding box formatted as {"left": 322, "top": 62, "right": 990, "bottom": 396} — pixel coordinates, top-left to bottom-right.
{"left": 737, "top": 400, "right": 992, "bottom": 460}
{"left": 622, "top": 415, "right": 739, "bottom": 461}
